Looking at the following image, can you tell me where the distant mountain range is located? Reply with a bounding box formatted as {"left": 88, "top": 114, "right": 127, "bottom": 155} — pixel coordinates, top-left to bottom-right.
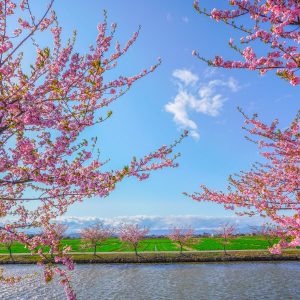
{"left": 1, "top": 215, "right": 264, "bottom": 237}
{"left": 53, "top": 215, "right": 263, "bottom": 237}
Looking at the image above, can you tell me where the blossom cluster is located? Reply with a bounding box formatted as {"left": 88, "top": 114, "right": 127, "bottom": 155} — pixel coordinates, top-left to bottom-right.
{"left": 119, "top": 224, "right": 149, "bottom": 254}
{"left": 193, "top": 0, "right": 300, "bottom": 85}
{"left": 168, "top": 227, "right": 194, "bottom": 253}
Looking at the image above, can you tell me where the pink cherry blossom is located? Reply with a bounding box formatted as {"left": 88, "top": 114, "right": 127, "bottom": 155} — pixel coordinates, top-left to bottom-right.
{"left": 168, "top": 226, "right": 194, "bottom": 254}
{"left": 119, "top": 224, "right": 149, "bottom": 256}
{"left": 216, "top": 223, "right": 236, "bottom": 255}
{"left": 80, "top": 222, "right": 112, "bottom": 255}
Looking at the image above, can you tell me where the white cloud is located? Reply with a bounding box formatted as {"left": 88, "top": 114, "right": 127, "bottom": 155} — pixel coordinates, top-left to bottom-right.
{"left": 172, "top": 69, "right": 199, "bottom": 86}
{"left": 190, "top": 130, "right": 200, "bottom": 140}
{"left": 226, "top": 77, "right": 240, "bottom": 92}
{"left": 165, "top": 69, "right": 240, "bottom": 140}
{"left": 165, "top": 90, "right": 197, "bottom": 129}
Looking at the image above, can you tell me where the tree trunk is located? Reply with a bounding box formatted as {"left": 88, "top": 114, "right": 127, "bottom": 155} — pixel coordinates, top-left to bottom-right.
{"left": 94, "top": 244, "right": 97, "bottom": 256}
{"left": 50, "top": 248, "right": 54, "bottom": 259}
{"left": 8, "top": 246, "right": 13, "bottom": 261}
{"left": 223, "top": 243, "right": 227, "bottom": 255}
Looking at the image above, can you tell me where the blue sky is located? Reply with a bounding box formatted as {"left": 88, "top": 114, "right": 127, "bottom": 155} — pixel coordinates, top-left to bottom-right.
{"left": 27, "top": 1, "right": 299, "bottom": 221}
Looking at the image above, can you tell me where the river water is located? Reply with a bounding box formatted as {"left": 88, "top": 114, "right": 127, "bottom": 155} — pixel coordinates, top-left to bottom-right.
{"left": 1, "top": 262, "right": 299, "bottom": 299}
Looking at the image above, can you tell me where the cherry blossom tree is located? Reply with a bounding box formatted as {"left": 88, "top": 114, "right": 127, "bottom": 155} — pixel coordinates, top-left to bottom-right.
{"left": 119, "top": 224, "right": 149, "bottom": 257}
{"left": 41, "top": 223, "right": 68, "bottom": 240}
{"left": 168, "top": 226, "right": 194, "bottom": 254}
{"left": 217, "top": 223, "right": 236, "bottom": 255}
{"left": 193, "top": 0, "right": 300, "bottom": 85}
{"left": 80, "top": 222, "right": 112, "bottom": 255}
{"left": 0, "top": 1, "right": 187, "bottom": 298}
{"left": 40, "top": 223, "right": 68, "bottom": 257}
{"left": 250, "top": 223, "right": 278, "bottom": 249}
{"left": 189, "top": 0, "right": 300, "bottom": 256}
{"left": 186, "top": 112, "right": 299, "bottom": 254}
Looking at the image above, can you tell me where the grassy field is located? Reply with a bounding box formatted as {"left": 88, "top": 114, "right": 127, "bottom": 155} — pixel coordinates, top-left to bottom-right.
{"left": 192, "top": 236, "right": 280, "bottom": 251}
{"left": 0, "top": 235, "right": 281, "bottom": 254}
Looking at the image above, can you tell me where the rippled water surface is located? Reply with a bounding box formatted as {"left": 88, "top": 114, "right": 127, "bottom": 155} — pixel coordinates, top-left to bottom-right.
{"left": 1, "top": 262, "right": 300, "bottom": 299}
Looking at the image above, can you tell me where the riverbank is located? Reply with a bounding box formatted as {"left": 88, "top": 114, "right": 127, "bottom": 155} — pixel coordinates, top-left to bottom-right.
{"left": 0, "top": 249, "right": 299, "bottom": 264}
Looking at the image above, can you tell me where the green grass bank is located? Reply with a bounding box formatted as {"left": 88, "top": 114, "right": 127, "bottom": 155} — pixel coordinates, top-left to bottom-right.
{"left": 0, "top": 250, "right": 299, "bottom": 264}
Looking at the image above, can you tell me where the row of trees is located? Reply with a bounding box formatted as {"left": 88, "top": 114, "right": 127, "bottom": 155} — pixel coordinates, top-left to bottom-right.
{"left": 50, "top": 222, "right": 280, "bottom": 256}
{"left": 1, "top": 221, "right": 281, "bottom": 260}
{"left": 0, "top": 223, "right": 194, "bottom": 258}
{"left": 78, "top": 222, "right": 193, "bottom": 256}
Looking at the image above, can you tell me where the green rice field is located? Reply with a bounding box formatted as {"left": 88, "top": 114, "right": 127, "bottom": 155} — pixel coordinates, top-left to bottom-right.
{"left": 0, "top": 235, "right": 281, "bottom": 254}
